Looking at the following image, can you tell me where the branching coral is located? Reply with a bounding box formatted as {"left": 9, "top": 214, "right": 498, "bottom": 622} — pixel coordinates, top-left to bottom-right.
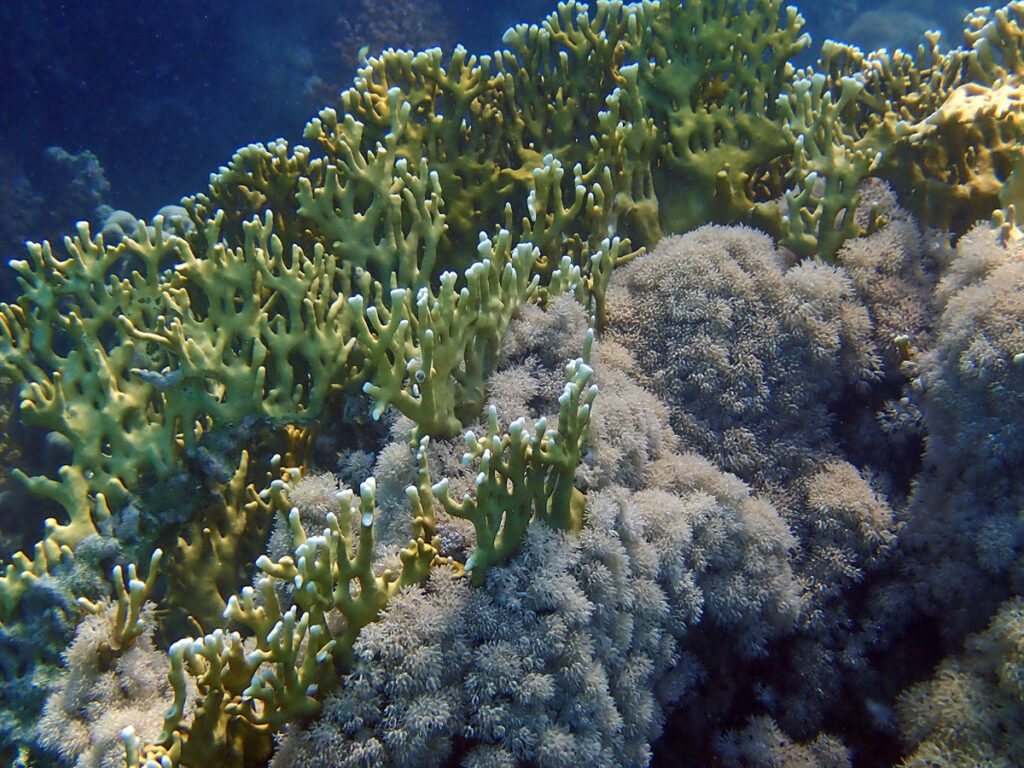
{"left": 636, "top": 0, "right": 809, "bottom": 235}
{"left": 115, "top": 315, "right": 598, "bottom": 766}
{"left": 818, "top": 3, "right": 1024, "bottom": 237}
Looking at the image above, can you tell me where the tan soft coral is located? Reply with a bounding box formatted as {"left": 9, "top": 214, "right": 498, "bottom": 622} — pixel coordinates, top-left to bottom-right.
{"left": 38, "top": 601, "right": 195, "bottom": 768}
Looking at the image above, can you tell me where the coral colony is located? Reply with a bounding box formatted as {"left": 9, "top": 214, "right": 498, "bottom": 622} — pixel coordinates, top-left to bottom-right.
{"left": 2, "top": 1, "right": 1024, "bottom": 766}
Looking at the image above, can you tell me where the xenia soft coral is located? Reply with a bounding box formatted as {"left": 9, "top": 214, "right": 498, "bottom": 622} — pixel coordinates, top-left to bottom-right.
{"left": 38, "top": 600, "right": 195, "bottom": 768}
{"left": 604, "top": 224, "right": 878, "bottom": 492}
{"left": 901, "top": 224, "right": 1024, "bottom": 641}
{"left": 269, "top": 286, "right": 803, "bottom": 768}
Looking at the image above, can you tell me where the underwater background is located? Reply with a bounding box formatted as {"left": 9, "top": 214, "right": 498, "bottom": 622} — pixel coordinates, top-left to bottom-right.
{"left": 1, "top": 1, "right": 1023, "bottom": 767}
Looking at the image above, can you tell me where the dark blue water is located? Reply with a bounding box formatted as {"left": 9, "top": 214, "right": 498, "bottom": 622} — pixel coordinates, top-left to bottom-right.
{"left": 0, "top": 1, "right": 548, "bottom": 217}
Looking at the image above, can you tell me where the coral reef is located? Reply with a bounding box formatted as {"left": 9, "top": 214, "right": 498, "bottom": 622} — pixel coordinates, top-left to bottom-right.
{"left": 268, "top": 298, "right": 802, "bottom": 767}
{"left": 1, "top": 1, "right": 1024, "bottom": 767}
{"left": 333, "top": 0, "right": 455, "bottom": 72}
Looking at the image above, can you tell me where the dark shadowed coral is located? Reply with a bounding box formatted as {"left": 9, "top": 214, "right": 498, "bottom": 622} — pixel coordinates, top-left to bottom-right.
{"left": 715, "top": 715, "right": 851, "bottom": 768}
{"left": 604, "top": 222, "right": 915, "bottom": 745}
{"left": 896, "top": 597, "right": 1024, "bottom": 767}
{"left": 900, "top": 224, "right": 1024, "bottom": 640}
{"left": 334, "top": 0, "right": 454, "bottom": 71}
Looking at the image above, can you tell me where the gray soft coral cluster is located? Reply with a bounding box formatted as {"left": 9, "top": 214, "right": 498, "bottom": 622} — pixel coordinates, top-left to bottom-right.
{"left": 218, "top": 205, "right": 1024, "bottom": 765}
{"left": 271, "top": 296, "right": 805, "bottom": 767}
